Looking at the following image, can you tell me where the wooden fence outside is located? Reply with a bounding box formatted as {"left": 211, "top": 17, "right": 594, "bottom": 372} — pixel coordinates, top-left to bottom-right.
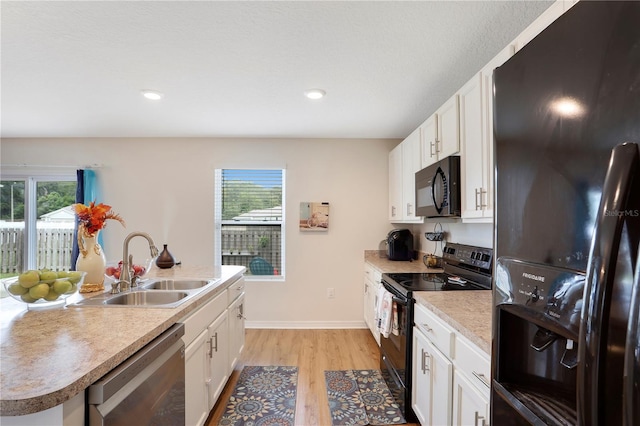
{"left": 0, "top": 225, "right": 75, "bottom": 273}
{"left": 220, "top": 224, "right": 282, "bottom": 275}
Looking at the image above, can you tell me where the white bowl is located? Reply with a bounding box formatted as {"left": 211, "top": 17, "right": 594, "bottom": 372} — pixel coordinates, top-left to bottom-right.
{"left": 3, "top": 271, "right": 86, "bottom": 310}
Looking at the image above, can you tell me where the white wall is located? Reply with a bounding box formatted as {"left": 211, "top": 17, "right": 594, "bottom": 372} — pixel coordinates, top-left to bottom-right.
{"left": 1, "top": 137, "right": 397, "bottom": 327}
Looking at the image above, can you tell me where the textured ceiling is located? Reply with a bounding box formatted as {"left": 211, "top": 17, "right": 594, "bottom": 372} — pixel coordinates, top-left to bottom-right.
{"left": 1, "top": 1, "right": 553, "bottom": 139}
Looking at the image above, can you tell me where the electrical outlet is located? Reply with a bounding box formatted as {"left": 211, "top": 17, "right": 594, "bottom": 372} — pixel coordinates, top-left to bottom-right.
{"left": 327, "top": 287, "right": 335, "bottom": 298}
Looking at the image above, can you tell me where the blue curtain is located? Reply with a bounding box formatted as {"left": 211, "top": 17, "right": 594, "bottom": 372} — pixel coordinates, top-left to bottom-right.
{"left": 71, "top": 169, "right": 101, "bottom": 269}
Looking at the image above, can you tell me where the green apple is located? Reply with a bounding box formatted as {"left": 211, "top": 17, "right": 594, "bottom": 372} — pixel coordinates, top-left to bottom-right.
{"left": 18, "top": 270, "right": 40, "bottom": 288}
{"left": 68, "top": 283, "right": 77, "bottom": 294}
{"left": 29, "top": 283, "right": 50, "bottom": 300}
{"left": 67, "top": 271, "right": 83, "bottom": 284}
{"left": 53, "top": 279, "right": 72, "bottom": 295}
{"left": 20, "top": 293, "right": 37, "bottom": 303}
{"left": 7, "top": 282, "right": 28, "bottom": 296}
{"left": 56, "top": 271, "right": 70, "bottom": 279}
{"left": 39, "top": 270, "right": 58, "bottom": 284}
{"left": 43, "top": 288, "right": 61, "bottom": 301}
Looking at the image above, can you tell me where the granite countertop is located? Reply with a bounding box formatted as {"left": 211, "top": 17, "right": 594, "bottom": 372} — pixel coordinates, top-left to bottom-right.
{"left": 364, "top": 250, "right": 444, "bottom": 274}
{"left": 365, "top": 250, "right": 492, "bottom": 355}
{"left": 0, "top": 264, "right": 245, "bottom": 416}
{"left": 413, "top": 291, "right": 492, "bottom": 354}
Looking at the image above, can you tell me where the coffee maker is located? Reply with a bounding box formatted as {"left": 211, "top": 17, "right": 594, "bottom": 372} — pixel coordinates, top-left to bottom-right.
{"left": 386, "top": 229, "right": 414, "bottom": 261}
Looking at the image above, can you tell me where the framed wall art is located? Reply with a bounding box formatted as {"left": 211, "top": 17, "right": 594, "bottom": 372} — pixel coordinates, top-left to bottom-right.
{"left": 299, "top": 202, "right": 329, "bottom": 231}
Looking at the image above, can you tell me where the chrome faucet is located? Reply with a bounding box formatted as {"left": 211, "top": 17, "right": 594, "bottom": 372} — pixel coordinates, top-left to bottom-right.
{"left": 113, "top": 232, "right": 159, "bottom": 293}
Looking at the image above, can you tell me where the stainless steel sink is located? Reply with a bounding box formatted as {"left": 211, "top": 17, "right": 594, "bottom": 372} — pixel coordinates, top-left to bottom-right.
{"left": 68, "top": 278, "right": 219, "bottom": 308}
{"left": 140, "top": 279, "right": 212, "bottom": 290}
{"left": 105, "top": 290, "right": 190, "bottom": 306}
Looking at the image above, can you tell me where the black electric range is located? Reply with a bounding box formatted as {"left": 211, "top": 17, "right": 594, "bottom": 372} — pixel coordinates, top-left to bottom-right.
{"left": 382, "top": 242, "right": 493, "bottom": 298}
{"left": 379, "top": 242, "right": 493, "bottom": 423}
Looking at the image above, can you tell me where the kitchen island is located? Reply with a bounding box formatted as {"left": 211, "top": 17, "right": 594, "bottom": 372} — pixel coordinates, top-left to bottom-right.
{"left": 0, "top": 264, "right": 244, "bottom": 419}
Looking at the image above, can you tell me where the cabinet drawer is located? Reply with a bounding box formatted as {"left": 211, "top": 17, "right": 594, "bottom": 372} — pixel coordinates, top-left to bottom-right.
{"left": 181, "top": 290, "right": 227, "bottom": 346}
{"left": 227, "top": 276, "right": 245, "bottom": 304}
{"left": 414, "top": 303, "right": 454, "bottom": 358}
{"left": 454, "top": 333, "right": 491, "bottom": 394}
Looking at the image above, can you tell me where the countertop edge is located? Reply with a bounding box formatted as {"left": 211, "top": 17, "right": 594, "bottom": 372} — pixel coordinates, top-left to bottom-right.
{"left": 0, "top": 265, "right": 245, "bottom": 416}
{"left": 413, "top": 291, "right": 492, "bottom": 354}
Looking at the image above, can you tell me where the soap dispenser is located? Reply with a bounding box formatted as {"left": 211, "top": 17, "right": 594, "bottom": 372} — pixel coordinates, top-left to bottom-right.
{"left": 155, "top": 244, "right": 175, "bottom": 269}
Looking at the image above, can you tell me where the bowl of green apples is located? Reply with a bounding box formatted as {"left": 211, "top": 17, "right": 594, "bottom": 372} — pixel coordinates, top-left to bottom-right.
{"left": 3, "top": 269, "right": 86, "bottom": 310}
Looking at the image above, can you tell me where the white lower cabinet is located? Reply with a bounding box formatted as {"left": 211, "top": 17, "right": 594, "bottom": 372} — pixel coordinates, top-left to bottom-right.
{"left": 412, "top": 303, "right": 490, "bottom": 426}
{"left": 452, "top": 370, "right": 489, "bottom": 426}
{"left": 412, "top": 326, "right": 453, "bottom": 426}
{"left": 182, "top": 276, "right": 246, "bottom": 426}
{"left": 185, "top": 328, "right": 211, "bottom": 426}
{"left": 207, "top": 310, "right": 229, "bottom": 408}
{"left": 364, "top": 262, "right": 382, "bottom": 345}
{"left": 228, "top": 291, "right": 246, "bottom": 370}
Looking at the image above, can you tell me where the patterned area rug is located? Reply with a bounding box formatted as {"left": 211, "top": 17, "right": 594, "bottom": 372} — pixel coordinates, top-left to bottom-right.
{"left": 218, "top": 365, "right": 298, "bottom": 426}
{"left": 324, "top": 369, "right": 406, "bottom": 426}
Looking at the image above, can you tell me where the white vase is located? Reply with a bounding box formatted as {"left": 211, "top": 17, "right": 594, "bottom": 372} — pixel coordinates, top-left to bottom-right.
{"left": 76, "top": 230, "right": 106, "bottom": 285}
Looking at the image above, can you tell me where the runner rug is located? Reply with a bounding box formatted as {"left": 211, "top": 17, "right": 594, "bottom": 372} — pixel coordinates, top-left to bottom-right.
{"left": 324, "top": 369, "right": 406, "bottom": 426}
{"left": 218, "top": 365, "right": 298, "bottom": 426}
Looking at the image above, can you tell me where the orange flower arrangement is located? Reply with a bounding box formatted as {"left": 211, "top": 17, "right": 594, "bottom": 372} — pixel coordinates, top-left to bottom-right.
{"left": 73, "top": 201, "right": 125, "bottom": 236}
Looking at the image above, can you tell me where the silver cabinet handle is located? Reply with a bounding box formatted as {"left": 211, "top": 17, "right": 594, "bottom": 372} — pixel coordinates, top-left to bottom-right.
{"left": 207, "top": 337, "right": 213, "bottom": 358}
{"left": 475, "top": 411, "right": 487, "bottom": 426}
{"left": 472, "top": 371, "right": 490, "bottom": 388}
{"left": 212, "top": 332, "right": 219, "bottom": 353}
{"left": 421, "top": 348, "right": 431, "bottom": 374}
{"left": 475, "top": 188, "right": 481, "bottom": 210}
{"left": 421, "top": 323, "right": 433, "bottom": 333}
{"left": 480, "top": 188, "right": 487, "bottom": 208}
{"left": 435, "top": 139, "right": 441, "bottom": 154}
{"left": 391, "top": 206, "right": 396, "bottom": 217}
{"left": 406, "top": 203, "right": 413, "bottom": 216}
{"left": 430, "top": 141, "right": 436, "bottom": 157}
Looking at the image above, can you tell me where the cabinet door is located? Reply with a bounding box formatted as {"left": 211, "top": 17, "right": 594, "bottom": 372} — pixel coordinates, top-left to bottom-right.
{"left": 389, "top": 144, "right": 403, "bottom": 221}
{"left": 459, "top": 73, "right": 484, "bottom": 220}
{"left": 207, "top": 310, "right": 229, "bottom": 409}
{"left": 437, "top": 95, "right": 460, "bottom": 160}
{"left": 401, "top": 128, "right": 422, "bottom": 221}
{"left": 412, "top": 327, "right": 453, "bottom": 426}
{"left": 421, "top": 114, "right": 438, "bottom": 168}
{"left": 185, "top": 329, "right": 210, "bottom": 426}
{"left": 228, "top": 293, "right": 245, "bottom": 371}
{"left": 452, "top": 370, "right": 489, "bottom": 426}
{"left": 479, "top": 44, "right": 514, "bottom": 221}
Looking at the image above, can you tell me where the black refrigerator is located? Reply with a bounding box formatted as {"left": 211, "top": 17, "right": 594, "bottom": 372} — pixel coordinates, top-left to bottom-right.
{"left": 491, "top": 2, "right": 640, "bottom": 425}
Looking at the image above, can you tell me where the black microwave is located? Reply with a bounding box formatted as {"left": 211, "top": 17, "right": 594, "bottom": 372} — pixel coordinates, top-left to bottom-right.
{"left": 415, "top": 156, "right": 461, "bottom": 218}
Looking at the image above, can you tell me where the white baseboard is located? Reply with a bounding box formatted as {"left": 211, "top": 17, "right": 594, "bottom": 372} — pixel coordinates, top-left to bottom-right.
{"left": 246, "top": 320, "right": 368, "bottom": 329}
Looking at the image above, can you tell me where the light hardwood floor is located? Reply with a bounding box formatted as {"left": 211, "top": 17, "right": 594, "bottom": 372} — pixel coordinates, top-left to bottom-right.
{"left": 205, "top": 329, "right": 420, "bottom": 426}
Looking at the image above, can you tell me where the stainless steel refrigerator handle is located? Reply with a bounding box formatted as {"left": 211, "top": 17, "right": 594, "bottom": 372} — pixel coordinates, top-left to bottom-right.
{"left": 578, "top": 142, "right": 639, "bottom": 426}
{"left": 624, "top": 242, "right": 640, "bottom": 426}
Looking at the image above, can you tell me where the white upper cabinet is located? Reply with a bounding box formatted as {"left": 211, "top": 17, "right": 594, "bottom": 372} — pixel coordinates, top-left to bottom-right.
{"left": 421, "top": 95, "right": 460, "bottom": 168}
{"left": 459, "top": 73, "right": 485, "bottom": 221}
{"left": 389, "top": 127, "right": 423, "bottom": 223}
{"left": 460, "top": 44, "right": 514, "bottom": 222}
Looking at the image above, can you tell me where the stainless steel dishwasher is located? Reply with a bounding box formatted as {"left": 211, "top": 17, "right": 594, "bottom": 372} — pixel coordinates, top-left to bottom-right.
{"left": 88, "top": 323, "right": 185, "bottom": 426}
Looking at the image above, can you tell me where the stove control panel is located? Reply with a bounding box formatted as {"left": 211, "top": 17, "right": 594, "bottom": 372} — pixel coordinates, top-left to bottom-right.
{"left": 443, "top": 243, "right": 493, "bottom": 270}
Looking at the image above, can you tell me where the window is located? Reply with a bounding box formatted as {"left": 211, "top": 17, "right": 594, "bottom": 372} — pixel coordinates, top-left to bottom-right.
{"left": 1, "top": 175, "right": 76, "bottom": 278}
{"left": 214, "top": 169, "right": 285, "bottom": 279}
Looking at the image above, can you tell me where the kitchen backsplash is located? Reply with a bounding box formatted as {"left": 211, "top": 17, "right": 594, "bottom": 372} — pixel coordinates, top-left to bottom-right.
{"left": 414, "top": 221, "right": 493, "bottom": 255}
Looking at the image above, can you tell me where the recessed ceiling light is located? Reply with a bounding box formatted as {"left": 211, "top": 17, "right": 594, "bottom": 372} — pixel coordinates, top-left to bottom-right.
{"left": 141, "top": 90, "right": 164, "bottom": 101}
{"left": 304, "top": 89, "right": 326, "bottom": 100}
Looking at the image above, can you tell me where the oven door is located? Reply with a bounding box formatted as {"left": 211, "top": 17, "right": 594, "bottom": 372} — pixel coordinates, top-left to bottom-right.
{"left": 379, "top": 281, "right": 411, "bottom": 415}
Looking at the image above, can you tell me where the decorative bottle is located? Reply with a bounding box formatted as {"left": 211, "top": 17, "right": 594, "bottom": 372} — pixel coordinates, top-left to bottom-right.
{"left": 155, "top": 244, "right": 175, "bottom": 269}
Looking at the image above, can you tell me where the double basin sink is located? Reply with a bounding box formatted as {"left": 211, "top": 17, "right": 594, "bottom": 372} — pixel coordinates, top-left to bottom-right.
{"left": 70, "top": 279, "right": 219, "bottom": 308}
